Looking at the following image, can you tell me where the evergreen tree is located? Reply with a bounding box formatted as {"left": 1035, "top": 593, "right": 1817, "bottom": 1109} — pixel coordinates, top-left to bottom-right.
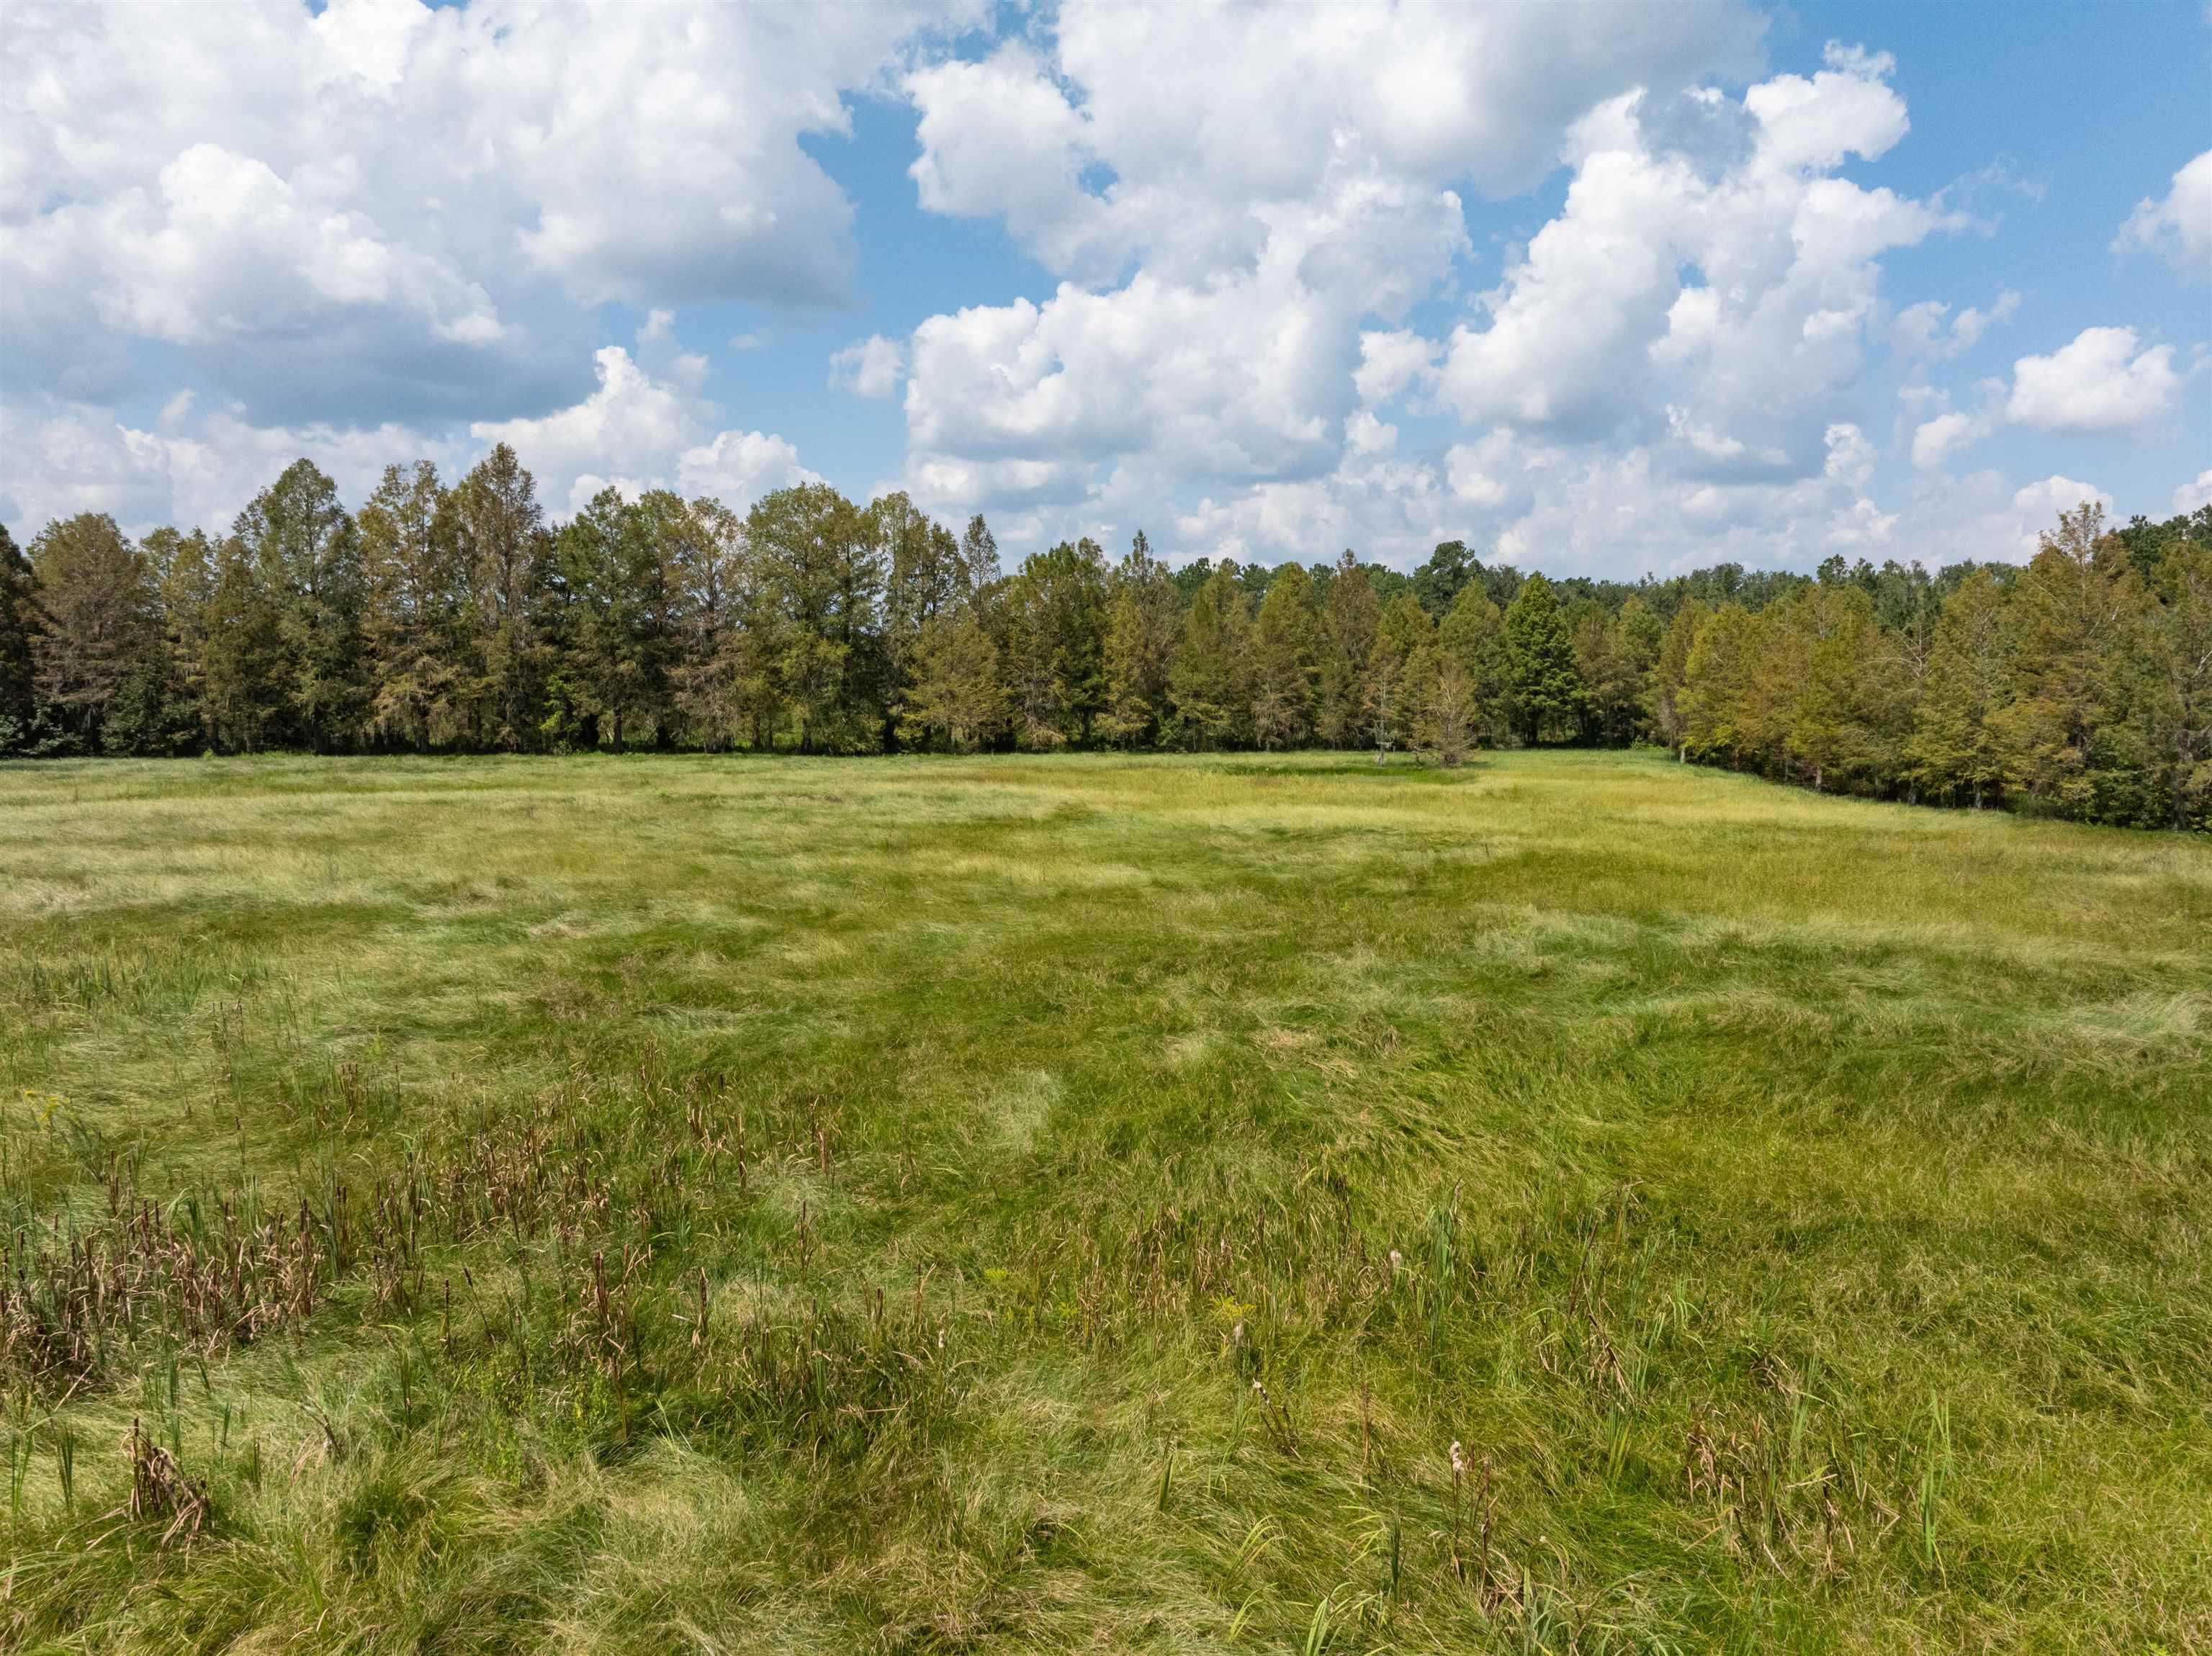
{"left": 750, "top": 482, "right": 883, "bottom": 752}
{"left": 1647, "top": 597, "right": 1709, "bottom": 759}
{"left": 232, "top": 460, "right": 367, "bottom": 751}
{"left": 360, "top": 462, "right": 464, "bottom": 750}
{"left": 547, "top": 488, "right": 684, "bottom": 750}
{"left": 877, "top": 492, "right": 963, "bottom": 748}
{"left": 1318, "top": 550, "right": 1378, "bottom": 747}
{"left": 900, "top": 611, "right": 1007, "bottom": 752}
{"left": 142, "top": 528, "right": 216, "bottom": 752}
{"left": 1437, "top": 580, "right": 1511, "bottom": 747}
{"left": 451, "top": 444, "right": 548, "bottom": 749}
{"left": 0, "top": 523, "right": 37, "bottom": 752}
{"left": 25, "top": 514, "right": 160, "bottom": 754}
{"left": 1372, "top": 591, "right": 1434, "bottom": 752}
{"left": 1167, "top": 560, "right": 1251, "bottom": 749}
{"left": 199, "top": 533, "right": 288, "bottom": 752}
{"left": 1786, "top": 585, "right": 1904, "bottom": 793}
{"left": 1570, "top": 596, "right": 1657, "bottom": 746}
{"left": 999, "top": 538, "right": 1109, "bottom": 748}
{"left": 1679, "top": 603, "right": 1754, "bottom": 764}
{"left": 1249, "top": 562, "right": 1323, "bottom": 749}
{"left": 958, "top": 515, "right": 1001, "bottom": 602}
{"left": 1096, "top": 532, "right": 1178, "bottom": 748}
{"left": 670, "top": 497, "right": 752, "bottom": 750}
{"left": 1991, "top": 503, "right": 2136, "bottom": 813}
{"left": 1503, "top": 572, "right": 1585, "bottom": 744}
{"left": 2128, "top": 541, "right": 2212, "bottom": 829}
{"left": 1909, "top": 569, "right": 2013, "bottom": 809}
{"left": 1410, "top": 540, "right": 1475, "bottom": 617}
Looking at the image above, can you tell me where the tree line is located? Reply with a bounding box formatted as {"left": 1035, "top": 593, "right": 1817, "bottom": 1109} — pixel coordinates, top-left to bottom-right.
{"left": 1, "top": 450, "right": 2206, "bottom": 829}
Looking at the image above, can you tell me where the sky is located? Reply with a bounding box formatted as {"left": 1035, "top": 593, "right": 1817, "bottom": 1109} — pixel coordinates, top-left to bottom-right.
{"left": 2, "top": 0, "right": 2207, "bottom": 578}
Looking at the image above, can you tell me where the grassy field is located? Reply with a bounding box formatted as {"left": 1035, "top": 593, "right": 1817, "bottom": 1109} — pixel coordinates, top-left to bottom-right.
{"left": 0, "top": 749, "right": 2206, "bottom": 1655}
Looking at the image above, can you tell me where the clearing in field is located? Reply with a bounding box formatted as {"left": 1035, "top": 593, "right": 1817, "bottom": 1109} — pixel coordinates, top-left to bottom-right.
{"left": 1, "top": 749, "right": 2206, "bottom": 1653}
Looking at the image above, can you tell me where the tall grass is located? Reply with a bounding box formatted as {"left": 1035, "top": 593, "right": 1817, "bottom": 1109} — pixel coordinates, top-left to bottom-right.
{"left": 0, "top": 749, "right": 2206, "bottom": 1652}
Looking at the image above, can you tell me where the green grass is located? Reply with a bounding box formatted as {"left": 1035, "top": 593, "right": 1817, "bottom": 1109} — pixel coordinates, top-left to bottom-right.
{"left": 0, "top": 748, "right": 2206, "bottom": 1654}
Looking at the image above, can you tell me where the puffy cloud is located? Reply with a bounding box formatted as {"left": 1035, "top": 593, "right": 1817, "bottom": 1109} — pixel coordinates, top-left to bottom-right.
{"left": 2175, "top": 469, "right": 2212, "bottom": 516}
{"left": 2005, "top": 474, "right": 2112, "bottom": 542}
{"left": 1354, "top": 330, "right": 1441, "bottom": 407}
{"left": 896, "top": 4, "right": 1794, "bottom": 539}
{"left": 675, "top": 429, "right": 820, "bottom": 510}
{"left": 0, "top": 393, "right": 469, "bottom": 541}
{"left": 903, "top": 158, "right": 1467, "bottom": 513}
{"left": 2116, "top": 150, "right": 2212, "bottom": 283}
{"left": 1910, "top": 411, "right": 1987, "bottom": 469}
{"left": 905, "top": 1, "right": 1763, "bottom": 287}
{"left": 1437, "top": 47, "right": 1955, "bottom": 463}
{"left": 1, "top": 346, "right": 816, "bottom": 539}
{"left": 1892, "top": 291, "right": 2020, "bottom": 360}
{"left": 895, "top": 29, "right": 1990, "bottom": 567}
{"left": 1, "top": 0, "right": 972, "bottom": 424}
{"left": 472, "top": 347, "right": 817, "bottom": 513}
{"left": 830, "top": 336, "right": 907, "bottom": 400}
{"left": 2005, "top": 326, "right": 2181, "bottom": 433}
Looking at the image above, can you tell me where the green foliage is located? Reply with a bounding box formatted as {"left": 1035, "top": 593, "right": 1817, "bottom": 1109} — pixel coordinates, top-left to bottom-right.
{"left": 1096, "top": 532, "right": 1179, "bottom": 749}
{"left": 1319, "top": 549, "right": 1380, "bottom": 747}
{"left": 0, "top": 523, "right": 37, "bottom": 753}
{"left": 1166, "top": 561, "right": 1251, "bottom": 749}
{"left": 6, "top": 462, "right": 2205, "bottom": 827}
{"left": 1000, "top": 538, "right": 1110, "bottom": 749}
{"left": 1503, "top": 573, "right": 1586, "bottom": 744}
{"left": 24, "top": 513, "right": 161, "bottom": 754}
{"left": 1249, "top": 563, "right": 1324, "bottom": 749}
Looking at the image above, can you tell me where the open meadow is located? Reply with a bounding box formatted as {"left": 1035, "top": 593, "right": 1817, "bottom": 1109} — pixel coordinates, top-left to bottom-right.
{"left": 0, "top": 749, "right": 2206, "bottom": 1655}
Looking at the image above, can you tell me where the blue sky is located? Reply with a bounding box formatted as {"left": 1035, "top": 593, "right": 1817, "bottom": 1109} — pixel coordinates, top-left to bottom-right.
{"left": 3, "top": 0, "right": 2206, "bottom": 577}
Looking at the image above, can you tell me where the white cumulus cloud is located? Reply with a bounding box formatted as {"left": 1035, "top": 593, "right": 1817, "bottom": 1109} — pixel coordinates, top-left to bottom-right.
{"left": 2005, "top": 326, "right": 2181, "bottom": 433}
{"left": 2116, "top": 150, "right": 2212, "bottom": 283}
{"left": 830, "top": 336, "right": 907, "bottom": 400}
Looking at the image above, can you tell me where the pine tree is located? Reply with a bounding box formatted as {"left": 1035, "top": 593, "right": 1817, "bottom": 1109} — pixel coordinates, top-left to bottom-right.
{"left": 0, "top": 523, "right": 42, "bottom": 752}
{"left": 142, "top": 527, "right": 216, "bottom": 752}
{"left": 1646, "top": 598, "right": 1710, "bottom": 759}
{"left": 1249, "top": 562, "right": 1323, "bottom": 748}
{"left": 999, "top": 538, "right": 1109, "bottom": 748}
{"left": 232, "top": 460, "right": 367, "bottom": 752}
{"left": 549, "top": 488, "right": 688, "bottom": 750}
{"left": 900, "top": 611, "right": 1007, "bottom": 752}
{"left": 199, "top": 534, "right": 287, "bottom": 752}
{"left": 1909, "top": 569, "right": 2012, "bottom": 808}
{"left": 1786, "top": 585, "right": 1901, "bottom": 793}
{"left": 1678, "top": 603, "right": 1753, "bottom": 764}
{"left": 1372, "top": 591, "right": 1434, "bottom": 753}
{"left": 669, "top": 497, "right": 750, "bottom": 750}
{"left": 1586, "top": 594, "right": 1664, "bottom": 744}
{"left": 1096, "top": 532, "right": 1178, "bottom": 747}
{"left": 749, "top": 482, "right": 883, "bottom": 752}
{"left": 1503, "top": 572, "right": 1586, "bottom": 744}
{"left": 360, "top": 462, "right": 465, "bottom": 751}
{"left": 2128, "top": 541, "right": 2212, "bottom": 829}
{"left": 1168, "top": 560, "right": 1251, "bottom": 749}
{"left": 451, "top": 444, "right": 548, "bottom": 749}
{"left": 1570, "top": 598, "right": 1655, "bottom": 746}
{"left": 877, "top": 492, "right": 963, "bottom": 748}
{"left": 25, "top": 514, "right": 160, "bottom": 754}
{"left": 1991, "top": 502, "right": 2136, "bottom": 813}
{"left": 1318, "top": 550, "right": 1378, "bottom": 747}
{"left": 1437, "top": 581, "right": 1511, "bottom": 747}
